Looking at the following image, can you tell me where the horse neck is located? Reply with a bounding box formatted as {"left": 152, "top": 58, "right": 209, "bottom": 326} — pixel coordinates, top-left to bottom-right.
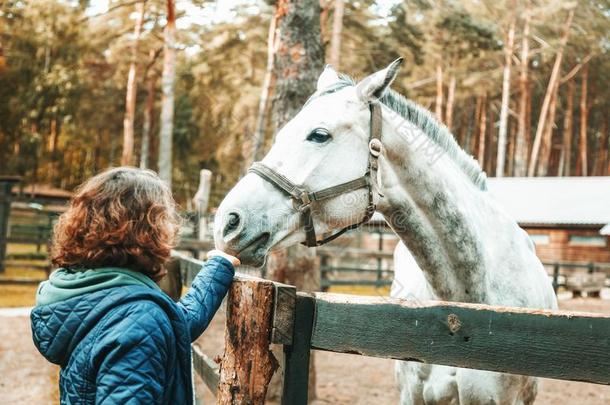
{"left": 376, "top": 110, "right": 490, "bottom": 302}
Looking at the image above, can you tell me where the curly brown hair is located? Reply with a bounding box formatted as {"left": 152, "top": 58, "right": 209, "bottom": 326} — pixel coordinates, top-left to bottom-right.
{"left": 51, "top": 167, "right": 181, "bottom": 281}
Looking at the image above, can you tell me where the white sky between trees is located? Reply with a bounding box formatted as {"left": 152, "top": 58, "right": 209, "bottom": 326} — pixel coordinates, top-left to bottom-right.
{"left": 85, "top": 0, "right": 402, "bottom": 30}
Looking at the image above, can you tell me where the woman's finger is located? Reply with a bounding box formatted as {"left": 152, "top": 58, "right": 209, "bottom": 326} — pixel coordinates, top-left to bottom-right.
{"left": 206, "top": 250, "right": 241, "bottom": 266}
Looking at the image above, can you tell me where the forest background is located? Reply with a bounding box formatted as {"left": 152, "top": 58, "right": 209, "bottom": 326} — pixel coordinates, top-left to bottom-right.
{"left": 1, "top": 0, "right": 608, "bottom": 208}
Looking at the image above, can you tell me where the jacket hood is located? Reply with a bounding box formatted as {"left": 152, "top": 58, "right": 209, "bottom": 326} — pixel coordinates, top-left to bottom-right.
{"left": 36, "top": 267, "right": 160, "bottom": 306}
{"left": 31, "top": 269, "right": 163, "bottom": 366}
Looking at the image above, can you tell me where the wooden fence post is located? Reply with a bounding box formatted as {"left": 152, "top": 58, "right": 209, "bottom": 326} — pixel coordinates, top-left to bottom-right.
{"left": 552, "top": 263, "right": 560, "bottom": 293}
{"left": 376, "top": 229, "right": 383, "bottom": 283}
{"left": 217, "top": 278, "right": 279, "bottom": 404}
{"left": 0, "top": 176, "right": 20, "bottom": 273}
{"left": 281, "top": 293, "right": 315, "bottom": 405}
{"left": 193, "top": 169, "right": 212, "bottom": 244}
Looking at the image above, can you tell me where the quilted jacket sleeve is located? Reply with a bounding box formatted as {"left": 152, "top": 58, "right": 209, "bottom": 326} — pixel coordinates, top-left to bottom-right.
{"left": 177, "top": 256, "right": 234, "bottom": 341}
{"left": 93, "top": 302, "right": 172, "bottom": 405}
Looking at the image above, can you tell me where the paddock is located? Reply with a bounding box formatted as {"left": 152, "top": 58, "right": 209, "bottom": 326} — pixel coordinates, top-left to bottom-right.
{"left": 1, "top": 205, "right": 610, "bottom": 403}
{"left": 172, "top": 254, "right": 610, "bottom": 405}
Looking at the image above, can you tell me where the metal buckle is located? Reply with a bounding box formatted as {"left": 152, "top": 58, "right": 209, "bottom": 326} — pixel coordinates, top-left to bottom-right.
{"left": 293, "top": 189, "right": 311, "bottom": 212}
{"left": 300, "top": 191, "right": 311, "bottom": 205}
{"left": 369, "top": 139, "right": 382, "bottom": 157}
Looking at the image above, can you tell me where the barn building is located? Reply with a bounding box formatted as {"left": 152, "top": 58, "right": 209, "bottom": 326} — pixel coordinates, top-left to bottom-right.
{"left": 350, "top": 177, "right": 610, "bottom": 271}
{"left": 486, "top": 177, "right": 610, "bottom": 266}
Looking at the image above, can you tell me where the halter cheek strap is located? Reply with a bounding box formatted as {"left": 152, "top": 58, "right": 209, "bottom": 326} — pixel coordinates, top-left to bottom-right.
{"left": 248, "top": 102, "right": 383, "bottom": 247}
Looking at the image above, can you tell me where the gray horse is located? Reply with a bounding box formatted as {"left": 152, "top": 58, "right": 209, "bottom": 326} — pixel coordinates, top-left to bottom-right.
{"left": 215, "top": 59, "right": 556, "bottom": 404}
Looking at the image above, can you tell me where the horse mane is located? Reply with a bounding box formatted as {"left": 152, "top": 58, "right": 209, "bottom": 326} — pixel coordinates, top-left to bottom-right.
{"left": 315, "top": 76, "right": 488, "bottom": 191}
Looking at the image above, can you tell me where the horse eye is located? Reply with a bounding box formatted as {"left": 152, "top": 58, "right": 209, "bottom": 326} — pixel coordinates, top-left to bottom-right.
{"left": 306, "top": 128, "right": 331, "bottom": 143}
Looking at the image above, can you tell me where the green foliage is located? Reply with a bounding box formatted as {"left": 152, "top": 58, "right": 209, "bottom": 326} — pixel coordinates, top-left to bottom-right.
{"left": 436, "top": 9, "right": 500, "bottom": 57}
{"left": 0, "top": 0, "right": 608, "bottom": 205}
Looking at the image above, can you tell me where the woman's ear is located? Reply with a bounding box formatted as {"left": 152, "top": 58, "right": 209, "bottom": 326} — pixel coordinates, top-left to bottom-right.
{"left": 317, "top": 64, "right": 341, "bottom": 91}
{"left": 356, "top": 57, "right": 404, "bottom": 102}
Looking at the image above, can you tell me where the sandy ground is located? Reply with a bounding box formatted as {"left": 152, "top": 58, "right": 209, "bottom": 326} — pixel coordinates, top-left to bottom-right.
{"left": 2, "top": 298, "right": 609, "bottom": 404}
{"left": 0, "top": 308, "right": 59, "bottom": 404}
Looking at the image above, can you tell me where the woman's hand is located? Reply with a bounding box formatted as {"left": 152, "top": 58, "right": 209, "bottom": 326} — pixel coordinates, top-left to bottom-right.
{"left": 206, "top": 250, "right": 241, "bottom": 267}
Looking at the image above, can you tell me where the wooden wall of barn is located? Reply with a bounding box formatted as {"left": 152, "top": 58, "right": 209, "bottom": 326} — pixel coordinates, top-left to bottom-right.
{"left": 526, "top": 226, "right": 610, "bottom": 264}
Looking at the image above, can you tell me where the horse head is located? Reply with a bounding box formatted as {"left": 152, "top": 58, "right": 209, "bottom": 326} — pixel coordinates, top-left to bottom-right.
{"left": 214, "top": 59, "right": 403, "bottom": 266}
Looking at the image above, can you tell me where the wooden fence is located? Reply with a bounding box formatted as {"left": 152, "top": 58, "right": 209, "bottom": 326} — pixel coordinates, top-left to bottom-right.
{"left": 317, "top": 244, "right": 610, "bottom": 294}
{"left": 174, "top": 239, "right": 610, "bottom": 294}
{"left": 172, "top": 254, "right": 610, "bottom": 405}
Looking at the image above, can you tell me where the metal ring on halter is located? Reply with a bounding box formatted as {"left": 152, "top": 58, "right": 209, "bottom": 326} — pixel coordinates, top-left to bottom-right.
{"left": 369, "top": 139, "right": 382, "bottom": 157}
{"left": 247, "top": 102, "right": 383, "bottom": 247}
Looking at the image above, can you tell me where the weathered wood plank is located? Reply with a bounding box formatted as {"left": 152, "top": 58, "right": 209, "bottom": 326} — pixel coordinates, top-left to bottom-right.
{"left": 281, "top": 293, "right": 315, "bottom": 405}
{"left": 272, "top": 283, "right": 297, "bottom": 345}
{"left": 310, "top": 293, "right": 610, "bottom": 385}
{"left": 217, "top": 278, "right": 279, "bottom": 404}
{"left": 192, "top": 344, "right": 220, "bottom": 397}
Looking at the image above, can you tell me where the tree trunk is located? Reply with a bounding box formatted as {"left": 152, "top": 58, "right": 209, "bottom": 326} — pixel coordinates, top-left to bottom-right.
{"left": 527, "top": 9, "right": 574, "bottom": 176}
{"left": 577, "top": 64, "right": 588, "bottom": 176}
{"left": 445, "top": 74, "right": 456, "bottom": 131}
{"left": 121, "top": 0, "right": 145, "bottom": 167}
{"left": 320, "top": 0, "right": 332, "bottom": 47}
{"left": 558, "top": 79, "right": 574, "bottom": 176}
{"left": 537, "top": 80, "right": 559, "bottom": 176}
{"left": 270, "top": 0, "right": 325, "bottom": 134}
{"left": 602, "top": 117, "right": 609, "bottom": 176}
{"left": 251, "top": 15, "right": 278, "bottom": 166}
{"left": 486, "top": 105, "right": 496, "bottom": 175}
{"left": 48, "top": 118, "right": 59, "bottom": 181}
{"left": 477, "top": 94, "right": 487, "bottom": 167}
{"left": 48, "top": 118, "right": 57, "bottom": 153}
{"left": 140, "top": 58, "right": 156, "bottom": 169}
{"left": 158, "top": 0, "right": 176, "bottom": 185}
{"left": 496, "top": 15, "right": 516, "bottom": 177}
{"left": 507, "top": 119, "right": 516, "bottom": 176}
{"left": 435, "top": 62, "right": 443, "bottom": 121}
{"left": 593, "top": 117, "right": 608, "bottom": 176}
{"left": 267, "top": 0, "right": 324, "bottom": 400}
{"left": 473, "top": 95, "right": 482, "bottom": 156}
{"left": 464, "top": 98, "right": 475, "bottom": 154}
{"left": 329, "top": 0, "right": 344, "bottom": 69}
{"left": 514, "top": 6, "right": 530, "bottom": 176}
{"left": 604, "top": 117, "right": 610, "bottom": 176}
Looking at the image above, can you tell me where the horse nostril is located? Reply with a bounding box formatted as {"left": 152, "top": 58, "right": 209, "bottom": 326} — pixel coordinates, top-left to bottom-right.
{"left": 223, "top": 212, "right": 241, "bottom": 237}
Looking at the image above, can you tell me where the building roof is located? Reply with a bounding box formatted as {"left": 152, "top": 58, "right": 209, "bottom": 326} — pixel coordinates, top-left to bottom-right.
{"left": 372, "top": 177, "right": 610, "bottom": 229}
{"left": 487, "top": 177, "right": 610, "bottom": 227}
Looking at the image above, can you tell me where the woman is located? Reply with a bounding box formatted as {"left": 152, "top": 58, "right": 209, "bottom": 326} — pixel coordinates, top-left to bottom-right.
{"left": 30, "top": 167, "right": 238, "bottom": 404}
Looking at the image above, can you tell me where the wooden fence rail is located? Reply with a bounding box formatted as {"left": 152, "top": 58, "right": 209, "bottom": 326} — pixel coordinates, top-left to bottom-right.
{"left": 191, "top": 345, "right": 220, "bottom": 397}
{"left": 171, "top": 254, "right": 610, "bottom": 405}
{"left": 309, "top": 293, "right": 610, "bottom": 384}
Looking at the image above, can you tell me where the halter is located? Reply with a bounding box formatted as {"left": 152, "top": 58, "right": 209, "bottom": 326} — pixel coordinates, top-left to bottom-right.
{"left": 248, "top": 102, "right": 383, "bottom": 247}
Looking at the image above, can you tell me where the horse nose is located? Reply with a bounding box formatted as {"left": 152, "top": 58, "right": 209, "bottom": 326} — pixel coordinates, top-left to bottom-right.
{"left": 223, "top": 212, "right": 241, "bottom": 237}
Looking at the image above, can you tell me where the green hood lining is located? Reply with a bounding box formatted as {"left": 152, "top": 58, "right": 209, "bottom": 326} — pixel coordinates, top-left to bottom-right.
{"left": 36, "top": 267, "right": 161, "bottom": 306}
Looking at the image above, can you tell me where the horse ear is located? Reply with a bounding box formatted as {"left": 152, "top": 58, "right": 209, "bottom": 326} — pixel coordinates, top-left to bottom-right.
{"left": 317, "top": 64, "right": 341, "bottom": 91}
{"left": 356, "top": 57, "right": 404, "bottom": 102}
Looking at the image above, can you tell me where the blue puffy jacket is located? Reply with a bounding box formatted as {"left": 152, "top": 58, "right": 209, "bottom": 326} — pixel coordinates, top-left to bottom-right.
{"left": 30, "top": 256, "right": 234, "bottom": 404}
